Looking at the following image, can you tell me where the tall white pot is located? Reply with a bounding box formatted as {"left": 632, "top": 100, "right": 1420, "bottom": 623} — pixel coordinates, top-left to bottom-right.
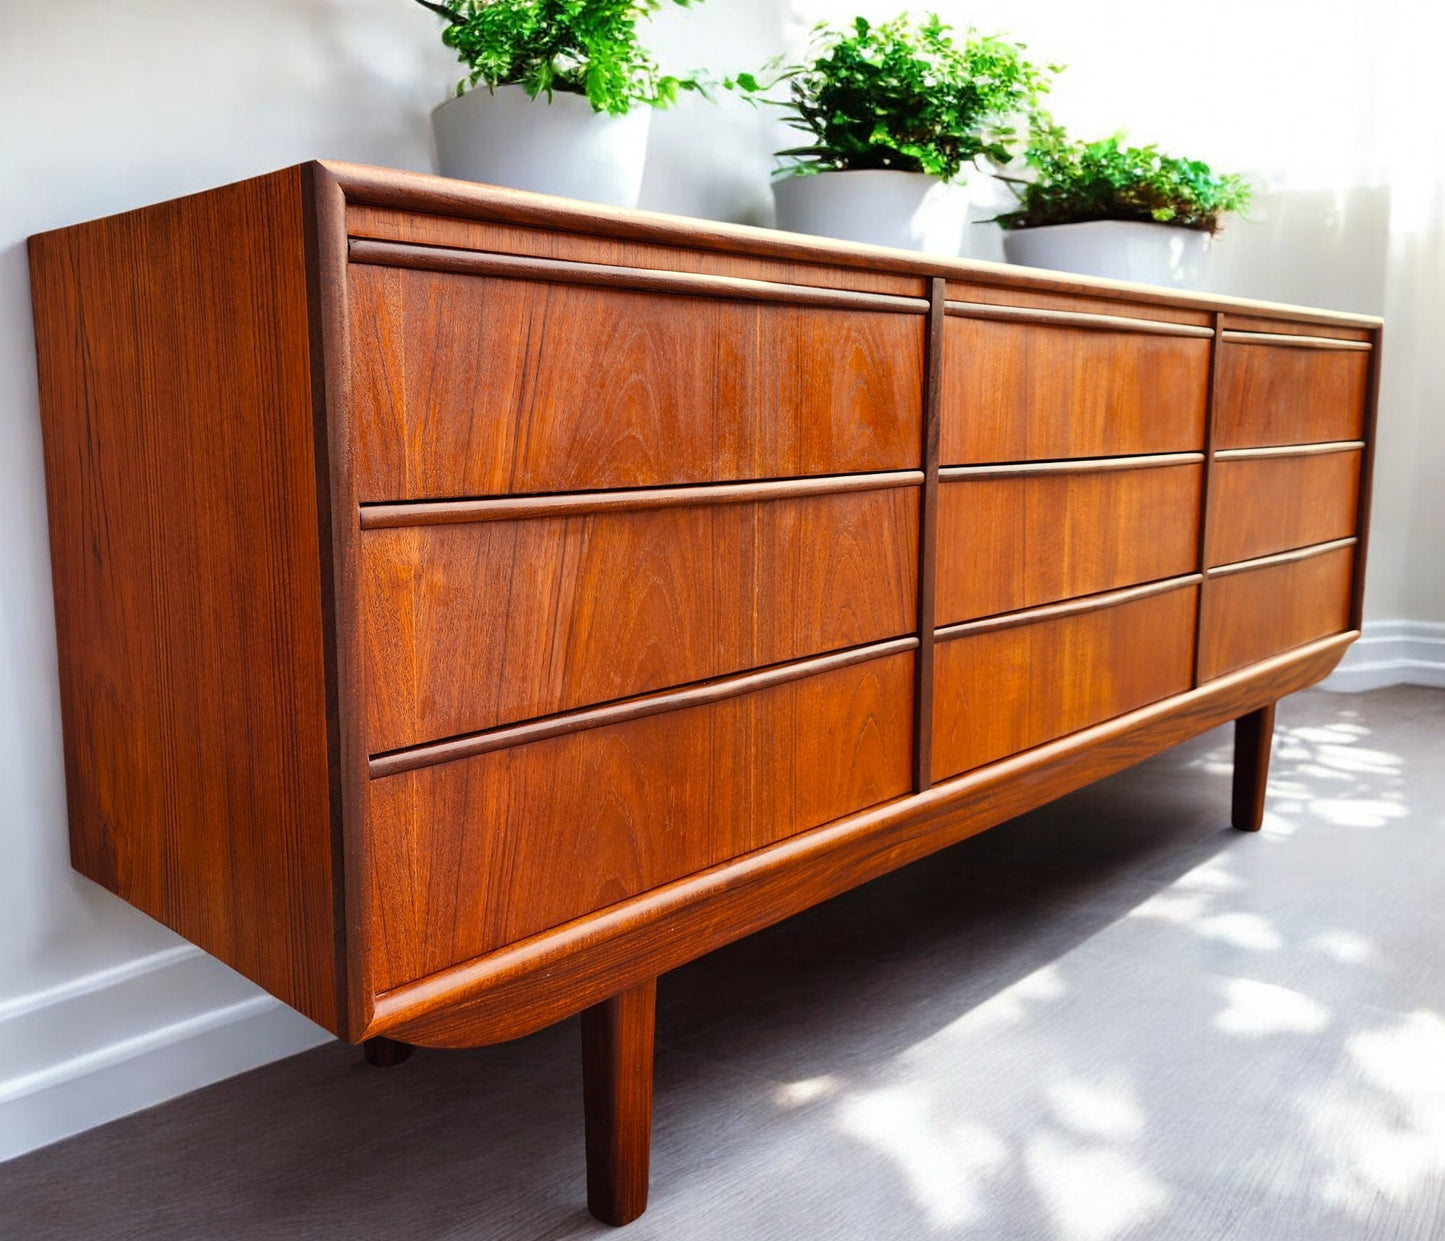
{"left": 772, "top": 170, "right": 969, "bottom": 255}
{"left": 1002, "top": 220, "right": 1213, "bottom": 288}
{"left": 431, "top": 84, "right": 651, "bottom": 208}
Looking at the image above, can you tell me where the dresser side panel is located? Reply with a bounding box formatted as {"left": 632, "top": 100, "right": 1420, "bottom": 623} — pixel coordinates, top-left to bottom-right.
{"left": 29, "top": 168, "right": 342, "bottom": 1033}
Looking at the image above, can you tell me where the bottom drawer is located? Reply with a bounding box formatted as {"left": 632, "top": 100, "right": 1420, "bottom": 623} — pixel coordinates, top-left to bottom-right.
{"left": 932, "top": 582, "right": 1198, "bottom": 781}
{"left": 363, "top": 647, "right": 915, "bottom": 992}
{"left": 1199, "top": 542, "right": 1354, "bottom": 681}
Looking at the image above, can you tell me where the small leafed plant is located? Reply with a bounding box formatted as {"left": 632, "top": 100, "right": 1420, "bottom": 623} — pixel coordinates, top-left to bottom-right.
{"left": 415, "top": 0, "right": 702, "bottom": 114}
{"left": 735, "top": 14, "right": 1053, "bottom": 182}
{"left": 993, "top": 121, "right": 1251, "bottom": 233}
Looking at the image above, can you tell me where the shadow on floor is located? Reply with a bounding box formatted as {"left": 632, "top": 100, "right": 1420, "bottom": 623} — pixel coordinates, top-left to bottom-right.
{"left": 3, "top": 687, "right": 1442, "bottom": 1241}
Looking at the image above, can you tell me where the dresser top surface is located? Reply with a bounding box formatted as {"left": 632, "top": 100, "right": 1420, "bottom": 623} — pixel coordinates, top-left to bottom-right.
{"left": 32, "top": 158, "right": 1382, "bottom": 332}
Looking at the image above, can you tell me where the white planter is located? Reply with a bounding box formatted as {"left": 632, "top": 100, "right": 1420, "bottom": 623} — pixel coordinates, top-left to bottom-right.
{"left": 772, "top": 170, "right": 969, "bottom": 255}
{"left": 1001, "top": 220, "right": 1212, "bottom": 288}
{"left": 432, "top": 84, "right": 651, "bottom": 208}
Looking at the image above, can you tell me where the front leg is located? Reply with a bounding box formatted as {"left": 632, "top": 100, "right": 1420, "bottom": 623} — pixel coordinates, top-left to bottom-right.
{"left": 581, "top": 978, "right": 658, "bottom": 1226}
{"left": 1232, "top": 702, "right": 1277, "bottom": 832}
{"left": 362, "top": 1035, "right": 414, "bottom": 1067}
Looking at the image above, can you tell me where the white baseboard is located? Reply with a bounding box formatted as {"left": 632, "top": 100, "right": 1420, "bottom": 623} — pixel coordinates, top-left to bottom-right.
{"left": 1320, "top": 619, "right": 1445, "bottom": 692}
{"left": 0, "top": 944, "right": 333, "bottom": 1162}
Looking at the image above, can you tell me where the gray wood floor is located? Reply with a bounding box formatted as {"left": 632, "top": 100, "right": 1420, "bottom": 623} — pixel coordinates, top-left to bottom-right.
{"left": 3, "top": 686, "right": 1443, "bottom": 1240}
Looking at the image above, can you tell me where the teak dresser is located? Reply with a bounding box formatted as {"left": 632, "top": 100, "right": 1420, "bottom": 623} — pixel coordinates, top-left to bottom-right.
{"left": 29, "top": 162, "right": 1381, "bottom": 1225}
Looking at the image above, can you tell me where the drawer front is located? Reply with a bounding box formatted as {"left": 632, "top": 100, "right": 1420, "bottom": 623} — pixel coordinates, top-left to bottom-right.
{"left": 350, "top": 264, "right": 925, "bottom": 500}
{"left": 361, "top": 485, "right": 919, "bottom": 753}
{"left": 1199, "top": 544, "right": 1354, "bottom": 681}
{"left": 1207, "top": 449, "right": 1361, "bottom": 566}
{"left": 932, "top": 583, "right": 1198, "bottom": 780}
{"left": 363, "top": 649, "right": 915, "bottom": 990}
{"left": 940, "top": 317, "right": 1209, "bottom": 463}
{"left": 935, "top": 461, "right": 1202, "bottom": 624}
{"left": 1215, "top": 340, "right": 1369, "bottom": 448}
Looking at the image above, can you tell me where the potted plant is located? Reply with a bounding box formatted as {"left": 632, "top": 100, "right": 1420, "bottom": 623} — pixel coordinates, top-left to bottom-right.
{"left": 734, "top": 14, "right": 1052, "bottom": 253}
{"left": 416, "top": 0, "right": 703, "bottom": 207}
{"left": 992, "top": 121, "right": 1251, "bottom": 287}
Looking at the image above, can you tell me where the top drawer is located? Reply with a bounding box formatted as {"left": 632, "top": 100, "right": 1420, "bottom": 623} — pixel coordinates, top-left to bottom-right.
{"left": 348, "top": 256, "right": 926, "bottom": 501}
{"left": 940, "top": 307, "right": 1210, "bottom": 464}
{"left": 1215, "top": 333, "right": 1371, "bottom": 448}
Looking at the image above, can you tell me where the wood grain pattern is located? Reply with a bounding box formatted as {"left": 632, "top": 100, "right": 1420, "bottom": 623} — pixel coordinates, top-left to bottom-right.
{"left": 28, "top": 158, "right": 1381, "bottom": 1069}
{"left": 362, "top": 649, "right": 914, "bottom": 992}
{"left": 369, "top": 639, "right": 918, "bottom": 778}
{"left": 1220, "top": 330, "right": 1370, "bottom": 351}
{"left": 345, "top": 203, "right": 930, "bottom": 298}
{"left": 939, "top": 316, "right": 1209, "bottom": 463}
{"left": 932, "top": 583, "right": 1198, "bottom": 780}
{"left": 350, "top": 238, "right": 927, "bottom": 313}
{"left": 28, "top": 168, "right": 343, "bottom": 1033}
{"left": 1221, "top": 314, "right": 1372, "bottom": 341}
{"left": 581, "top": 980, "right": 657, "bottom": 1227}
{"left": 913, "top": 278, "right": 944, "bottom": 792}
{"left": 943, "top": 281, "right": 1215, "bottom": 326}
{"left": 947, "top": 301, "right": 1213, "bottom": 337}
{"left": 1350, "top": 329, "right": 1385, "bottom": 630}
{"left": 361, "top": 485, "right": 918, "bottom": 752}
{"left": 349, "top": 264, "right": 924, "bottom": 501}
{"left": 935, "top": 462, "right": 1202, "bottom": 623}
{"left": 1199, "top": 543, "right": 1355, "bottom": 681}
{"left": 1191, "top": 311, "right": 1226, "bottom": 688}
{"left": 935, "top": 575, "right": 1200, "bottom": 640}
{"left": 1207, "top": 448, "right": 1361, "bottom": 566}
{"left": 359, "top": 470, "right": 921, "bottom": 528}
{"left": 1215, "top": 339, "right": 1370, "bottom": 448}
{"left": 369, "top": 631, "right": 1353, "bottom": 1048}
{"left": 29, "top": 161, "right": 1383, "bottom": 1227}
{"left": 328, "top": 161, "right": 1382, "bottom": 329}
{"left": 307, "top": 163, "right": 371, "bottom": 1041}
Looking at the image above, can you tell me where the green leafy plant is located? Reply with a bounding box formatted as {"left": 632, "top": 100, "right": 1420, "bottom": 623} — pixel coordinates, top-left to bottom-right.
{"left": 993, "top": 120, "right": 1251, "bottom": 233}
{"left": 733, "top": 14, "right": 1054, "bottom": 182}
{"left": 415, "top": 0, "right": 702, "bottom": 114}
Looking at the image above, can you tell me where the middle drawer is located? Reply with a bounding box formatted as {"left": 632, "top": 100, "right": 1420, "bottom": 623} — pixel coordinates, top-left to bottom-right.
{"left": 936, "top": 458, "right": 1203, "bottom": 624}
{"left": 361, "top": 480, "right": 920, "bottom": 753}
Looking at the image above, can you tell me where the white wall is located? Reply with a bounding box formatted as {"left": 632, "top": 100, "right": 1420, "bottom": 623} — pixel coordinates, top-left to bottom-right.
{"left": 0, "top": 0, "right": 1439, "bottom": 1158}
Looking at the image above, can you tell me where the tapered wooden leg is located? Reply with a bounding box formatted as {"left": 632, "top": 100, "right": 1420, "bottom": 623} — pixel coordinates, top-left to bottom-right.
{"left": 581, "top": 978, "right": 657, "bottom": 1226}
{"left": 363, "top": 1035, "right": 413, "bottom": 1067}
{"left": 1232, "top": 702, "right": 1277, "bottom": 832}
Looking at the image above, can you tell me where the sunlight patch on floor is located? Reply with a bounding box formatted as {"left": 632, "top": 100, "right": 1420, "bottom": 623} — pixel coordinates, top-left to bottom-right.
{"left": 1128, "top": 890, "right": 1211, "bottom": 926}
{"left": 1126, "top": 863, "right": 1283, "bottom": 951}
{"left": 1193, "top": 911, "right": 1282, "bottom": 951}
{"left": 1214, "top": 977, "right": 1331, "bottom": 1037}
{"left": 1172, "top": 858, "right": 1246, "bottom": 894}
{"left": 1306, "top": 1009, "right": 1445, "bottom": 1214}
{"left": 1306, "top": 798, "right": 1409, "bottom": 828}
{"left": 772, "top": 1075, "right": 841, "bottom": 1109}
{"left": 925, "top": 963, "right": 1070, "bottom": 1041}
{"left": 1024, "top": 1130, "right": 1171, "bottom": 1241}
{"left": 1306, "top": 929, "right": 1377, "bottom": 965}
{"left": 836, "top": 1086, "right": 1008, "bottom": 1229}
{"left": 1044, "top": 1072, "right": 1145, "bottom": 1143}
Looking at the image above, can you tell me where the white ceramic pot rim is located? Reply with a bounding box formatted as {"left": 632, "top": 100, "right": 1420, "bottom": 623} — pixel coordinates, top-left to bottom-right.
{"left": 1002, "top": 218, "right": 1212, "bottom": 237}
{"left": 432, "top": 81, "right": 604, "bottom": 120}
{"left": 771, "top": 167, "right": 962, "bottom": 186}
